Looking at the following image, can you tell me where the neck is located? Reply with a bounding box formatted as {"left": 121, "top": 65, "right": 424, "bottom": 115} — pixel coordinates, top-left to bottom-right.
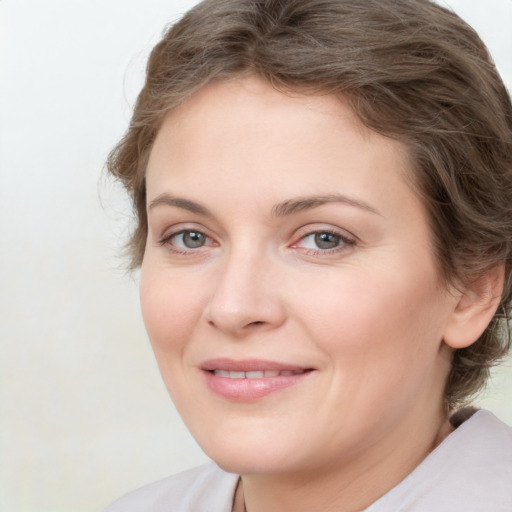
{"left": 238, "top": 404, "right": 451, "bottom": 512}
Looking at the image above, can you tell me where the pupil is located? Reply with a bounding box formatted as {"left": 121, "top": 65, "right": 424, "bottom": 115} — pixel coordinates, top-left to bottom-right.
{"left": 183, "top": 231, "right": 205, "bottom": 248}
{"left": 314, "top": 232, "right": 339, "bottom": 249}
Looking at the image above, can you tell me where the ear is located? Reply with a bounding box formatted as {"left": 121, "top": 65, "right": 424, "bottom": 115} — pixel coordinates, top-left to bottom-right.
{"left": 443, "top": 265, "right": 504, "bottom": 349}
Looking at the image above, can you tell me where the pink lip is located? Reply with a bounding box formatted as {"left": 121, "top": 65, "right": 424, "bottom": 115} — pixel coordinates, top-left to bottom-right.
{"left": 200, "top": 358, "right": 314, "bottom": 402}
{"left": 200, "top": 358, "right": 309, "bottom": 372}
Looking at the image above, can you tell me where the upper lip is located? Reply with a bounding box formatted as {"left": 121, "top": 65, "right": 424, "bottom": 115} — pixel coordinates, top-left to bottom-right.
{"left": 200, "top": 358, "right": 312, "bottom": 372}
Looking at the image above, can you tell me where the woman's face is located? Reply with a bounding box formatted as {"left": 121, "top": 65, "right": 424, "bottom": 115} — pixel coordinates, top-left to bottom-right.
{"left": 141, "top": 76, "right": 459, "bottom": 476}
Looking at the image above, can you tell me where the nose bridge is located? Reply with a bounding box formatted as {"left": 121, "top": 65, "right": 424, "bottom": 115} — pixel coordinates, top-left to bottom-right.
{"left": 205, "top": 240, "right": 285, "bottom": 334}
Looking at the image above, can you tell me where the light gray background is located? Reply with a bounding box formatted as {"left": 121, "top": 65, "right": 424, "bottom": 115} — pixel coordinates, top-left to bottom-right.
{"left": 1, "top": 1, "right": 511, "bottom": 511}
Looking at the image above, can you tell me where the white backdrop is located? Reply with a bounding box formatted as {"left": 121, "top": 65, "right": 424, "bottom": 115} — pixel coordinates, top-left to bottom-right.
{"left": 1, "top": 1, "right": 511, "bottom": 511}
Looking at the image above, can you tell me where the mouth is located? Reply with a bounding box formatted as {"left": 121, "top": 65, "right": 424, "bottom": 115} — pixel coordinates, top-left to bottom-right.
{"left": 210, "top": 369, "right": 308, "bottom": 379}
{"left": 200, "top": 359, "right": 315, "bottom": 401}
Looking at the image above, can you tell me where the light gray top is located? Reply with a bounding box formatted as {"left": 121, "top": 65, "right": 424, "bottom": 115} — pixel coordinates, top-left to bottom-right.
{"left": 104, "top": 410, "right": 512, "bottom": 512}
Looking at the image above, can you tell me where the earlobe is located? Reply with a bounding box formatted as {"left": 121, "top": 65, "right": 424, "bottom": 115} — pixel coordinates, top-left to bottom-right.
{"left": 443, "top": 265, "right": 504, "bottom": 349}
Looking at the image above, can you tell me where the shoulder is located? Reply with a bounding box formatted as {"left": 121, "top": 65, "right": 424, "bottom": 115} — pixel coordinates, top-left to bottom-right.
{"left": 365, "top": 410, "right": 512, "bottom": 512}
{"left": 103, "top": 462, "right": 239, "bottom": 512}
{"left": 449, "top": 409, "right": 512, "bottom": 466}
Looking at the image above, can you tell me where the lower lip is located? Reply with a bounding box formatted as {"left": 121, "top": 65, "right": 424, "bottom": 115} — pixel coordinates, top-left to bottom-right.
{"left": 203, "top": 370, "right": 313, "bottom": 401}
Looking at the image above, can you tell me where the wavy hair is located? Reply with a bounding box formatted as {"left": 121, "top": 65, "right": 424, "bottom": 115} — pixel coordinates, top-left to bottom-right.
{"left": 107, "top": 0, "right": 512, "bottom": 407}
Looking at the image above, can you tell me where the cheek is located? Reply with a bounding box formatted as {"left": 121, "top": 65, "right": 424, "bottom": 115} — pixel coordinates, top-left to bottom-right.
{"left": 298, "top": 264, "right": 452, "bottom": 433}
{"left": 139, "top": 263, "right": 205, "bottom": 359}
{"left": 300, "top": 261, "right": 449, "bottom": 370}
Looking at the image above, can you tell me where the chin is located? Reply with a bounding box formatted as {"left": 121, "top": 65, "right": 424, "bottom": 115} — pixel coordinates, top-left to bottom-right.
{"left": 193, "top": 424, "right": 316, "bottom": 476}
{"left": 207, "top": 448, "right": 301, "bottom": 477}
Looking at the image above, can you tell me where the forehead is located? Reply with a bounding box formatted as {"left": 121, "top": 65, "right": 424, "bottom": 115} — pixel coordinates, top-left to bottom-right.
{"left": 149, "top": 76, "right": 411, "bottom": 178}
{"left": 146, "top": 76, "right": 421, "bottom": 222}
{"left": 160, "top": 77, "right": 371, "bottom": 146}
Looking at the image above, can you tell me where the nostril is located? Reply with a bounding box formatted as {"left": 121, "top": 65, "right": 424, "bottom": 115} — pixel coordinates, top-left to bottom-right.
{"left": 242, "top": 320, "right": 265, "bottom": 329}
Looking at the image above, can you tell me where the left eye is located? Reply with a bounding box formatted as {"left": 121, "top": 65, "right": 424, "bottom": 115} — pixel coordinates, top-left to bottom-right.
{"left": 300, "top": 231, "right": 342, "bottom": 250}
{"left": 295, "top": 230, "right": 356, "bottom": 252}
{"left": 313, "top": 232, "right": 341, "bottom": 249}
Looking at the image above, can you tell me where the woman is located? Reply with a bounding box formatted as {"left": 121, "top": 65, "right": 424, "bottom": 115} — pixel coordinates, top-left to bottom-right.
{"left": 104, "top": 0, "right": 512, "bottom": 510}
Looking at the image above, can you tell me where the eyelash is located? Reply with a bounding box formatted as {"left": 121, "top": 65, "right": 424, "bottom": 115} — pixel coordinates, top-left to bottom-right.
{"left": 157, "top": 227, "right": 356, "bottom": 256}
{"left": 291, "top": 229, "right": 356, "bottom": 255}
{"left": 157, "top": 229, "right": 216, "bottom": 255}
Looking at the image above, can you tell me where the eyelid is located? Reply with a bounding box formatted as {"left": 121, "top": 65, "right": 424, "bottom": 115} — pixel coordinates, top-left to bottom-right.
{"left": 291, "top": 224, "right": 357, "bottom": 245}
{"left": 157, "top": 223, "right": 218, "bottom": 251}
{"left": 289, "top": 224, "right": 358, "bottom": 256}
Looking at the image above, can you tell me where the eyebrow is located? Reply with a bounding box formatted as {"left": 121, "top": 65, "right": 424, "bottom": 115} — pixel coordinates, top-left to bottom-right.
{"left": 148, "top": 194, "right": 213, "bottom": 217}
{"left": 147, "top": 193, "right": 381, "bottom": 218}
{"left": 271, "top": 194, "right": 381, "bottom": 217}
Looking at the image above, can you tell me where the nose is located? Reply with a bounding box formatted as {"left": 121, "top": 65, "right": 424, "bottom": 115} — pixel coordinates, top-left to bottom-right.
{"left": 205, "top": 248, "right": 286, "bottom": 337}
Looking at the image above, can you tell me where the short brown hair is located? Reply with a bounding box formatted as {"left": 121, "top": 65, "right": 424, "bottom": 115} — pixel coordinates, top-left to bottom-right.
{"left": 107, "top": 0, "right": 512, "bottom": 407}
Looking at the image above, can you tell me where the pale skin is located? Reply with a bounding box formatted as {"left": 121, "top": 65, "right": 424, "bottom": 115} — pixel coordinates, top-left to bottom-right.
{"left": 140, "top": 76, "right": 501, "bottom": 512}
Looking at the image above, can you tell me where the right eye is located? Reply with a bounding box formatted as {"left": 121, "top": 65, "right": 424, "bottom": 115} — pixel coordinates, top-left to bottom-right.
{"left": 174, "top": 230, "right": 208, "bottom": 249}
{"left": 158, "top": 229, "right": 215, "bottom": 253}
